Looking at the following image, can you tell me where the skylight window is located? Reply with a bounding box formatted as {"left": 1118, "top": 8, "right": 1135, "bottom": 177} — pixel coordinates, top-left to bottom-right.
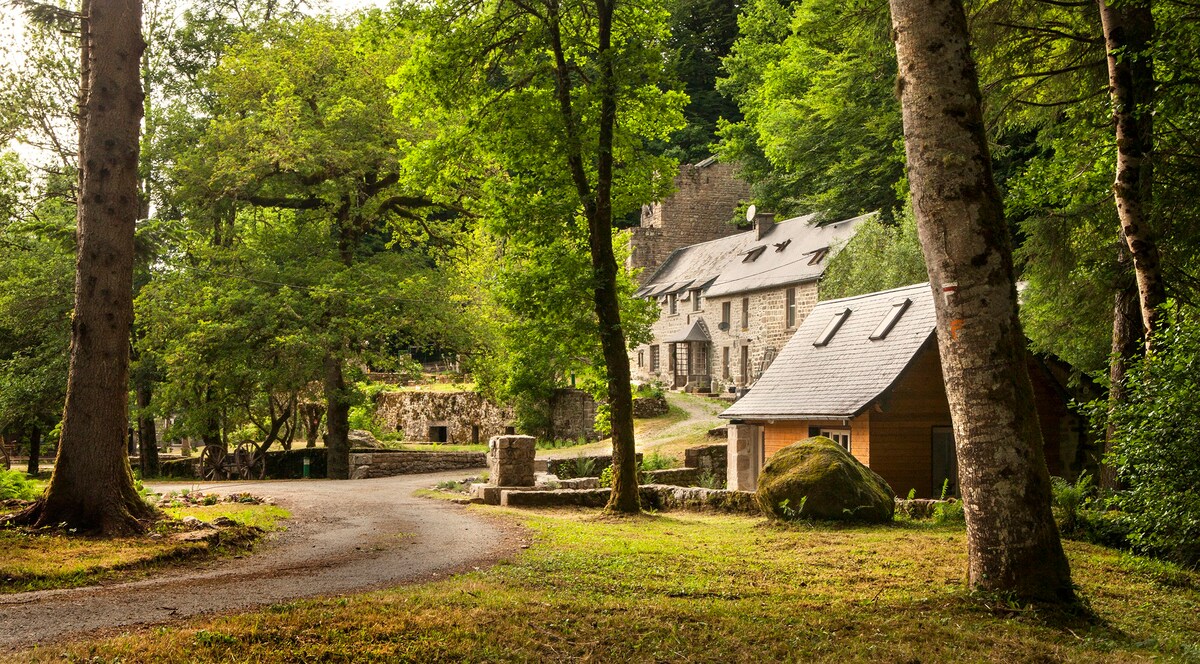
{"left": 805, "top": 247, "right": 830, "bottom": 265}
{"left": 870, "top": 298, "right": 911, "bottom": 340}
{"left": 742, "top": 246, "right": 767, "bottom": 263}
{"left": 773, "top": 239, "right": 792, "bottom": 252}
{"left": 813, "top": 308, "right": 851, "bottom": 347}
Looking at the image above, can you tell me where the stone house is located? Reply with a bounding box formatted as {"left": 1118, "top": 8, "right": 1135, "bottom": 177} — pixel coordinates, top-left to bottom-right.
{"left": 627, "top": 157, "right": 750, "bottom": 285}
{"left": 629, "top": 211, "right": 868, "bottom": 394}
{"left": 719, "top": 283, "right": 1084, "bottom": 497}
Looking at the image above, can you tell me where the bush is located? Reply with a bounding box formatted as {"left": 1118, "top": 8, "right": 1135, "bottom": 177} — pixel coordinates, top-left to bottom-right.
{"left": 1099, "top": 305, "right": 1200, "bottom": 567}
{"left": 933, "top": 499, "right": 964, "bottom": 525}
{"left": 0, "top": 468, "right": 41, "bottom": 501}
{"left": 1051, "top": 473, "right": 1094, "bottom": 535}
{"left": 598, "top": 465, "right": 613, "bottom": 488}
{"left": 633, "top": 381, "right": 665, "bottom": 400}
{"left": 639, "top": 451, "right": 676, "bottom": 472}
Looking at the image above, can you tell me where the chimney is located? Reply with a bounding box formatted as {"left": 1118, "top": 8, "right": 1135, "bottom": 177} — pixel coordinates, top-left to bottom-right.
{"left": 754, "top": 211, "right": 776, "bottom": 240}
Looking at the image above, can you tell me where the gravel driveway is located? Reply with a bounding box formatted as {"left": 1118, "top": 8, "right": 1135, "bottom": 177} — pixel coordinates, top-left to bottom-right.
{"left": 0, "top": 471, "right": 521, "bottom": 653}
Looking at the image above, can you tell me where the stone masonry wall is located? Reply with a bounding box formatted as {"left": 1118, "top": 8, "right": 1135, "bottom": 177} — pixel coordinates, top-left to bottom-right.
{"left": 375, "top": 389, "right": 597, "bottom": 443}
{"left": 628, "top": 161, "right": 750, "bottom": 284}
{"left": 630, "top": 280, "right": 820, "bottom": 393}
{"left": 349, "top": 450, "right": 486, "bottom": 479}
{"left": 488, "top": 435, "right": 536, "bottom": 487}
{"left": 375, "top": 391, "right": 514, "bottom": 444}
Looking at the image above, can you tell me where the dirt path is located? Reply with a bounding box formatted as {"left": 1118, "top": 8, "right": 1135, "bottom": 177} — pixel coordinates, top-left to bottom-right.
{"left": 542, "top": 391, "right": 728, "bottom": 460}
{"left": 0, "top": 470, "right": 521, "bottom": 653}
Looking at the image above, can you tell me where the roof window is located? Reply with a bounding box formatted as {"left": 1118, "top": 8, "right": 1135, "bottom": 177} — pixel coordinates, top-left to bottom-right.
{"left": 773, "top": 239, "right": 791, "bottom": 252}
{"left": 813, "top": 308, "right": 850, "bottom": 347}
{"left": 870, "top": 298, "right": 911, "bottom": 340}
{"left": 805, "top": 247, "right": 830, "bottom": 265}
{"left": 742, "top": 246, "right": 766, "bottom": 263}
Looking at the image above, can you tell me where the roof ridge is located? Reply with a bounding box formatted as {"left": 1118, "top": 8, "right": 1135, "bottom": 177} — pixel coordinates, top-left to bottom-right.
{"left": 815, "top": 282, "right": 931, "bottom": 307}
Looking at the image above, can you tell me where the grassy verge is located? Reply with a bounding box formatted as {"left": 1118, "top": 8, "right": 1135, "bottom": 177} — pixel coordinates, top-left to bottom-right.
{"left": 0, "top": 502, "right": 290, "bottom": 594}
{"left": 27, "top": 509, "right": 1199, "bottom": 662}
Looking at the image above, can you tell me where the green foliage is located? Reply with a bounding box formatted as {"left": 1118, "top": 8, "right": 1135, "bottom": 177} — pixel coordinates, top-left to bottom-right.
{"left": 1100, "top": 306, "right": 1200, "bottom": 567}
{"left": 819, "top": 207, "right": 927, "bottom": 300}
{"left": 573, "top": 456, "right": 597, "bottom": 480}
{"left": 640, "top": 452, "right": 677, "bottom": 472}
{"left": 0, "top": 468, "right": 41, "bottom": 501}
{"left": 718, "top": 0, "right": 904, "bottom": 221}
{"left": 1050, "top": 473, "right": 1095, "bottom": 536}
{"left": 933, "top": 500, "right": 965, "bottom": 526}
{"left": 633, "top": 381, "right": 666, "bottom": 400}
{"left": 695, "top": 470, "right": 725, "bottom": 490}
{"left": 598, "top": 465, "right": 614, "bottom": 489}
{"left": 777, "top": 496, "right": 807, "bottom": 521}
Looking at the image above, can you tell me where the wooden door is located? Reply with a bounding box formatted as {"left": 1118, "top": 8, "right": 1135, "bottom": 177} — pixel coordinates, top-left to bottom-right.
{"left": 931, "top": 426, "right": 957, "bottom": 498}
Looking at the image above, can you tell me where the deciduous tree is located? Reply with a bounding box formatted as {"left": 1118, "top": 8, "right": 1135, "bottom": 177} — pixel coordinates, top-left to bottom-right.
{"left": 889, "top": 0, "right": 1074, "bottom": 601}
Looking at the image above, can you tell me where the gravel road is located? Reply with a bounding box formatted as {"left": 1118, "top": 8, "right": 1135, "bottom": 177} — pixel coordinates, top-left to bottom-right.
{"left": 0, "top": 471, "right": 521, "bottom": 653}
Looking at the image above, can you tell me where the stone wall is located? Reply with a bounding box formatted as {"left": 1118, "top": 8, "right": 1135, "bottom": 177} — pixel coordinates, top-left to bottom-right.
{"left": 546, "top": 452, "right": 643, "bottom": 479}
{"left": 632, "top": 396, "right": 669, "bottom": 418}
{"left": 499, "top": 485, "right": 759, "bottom": 514}
{"left": 684, "top": 443, "right": 727, "bottom": 477}
{"left": 627, "top": 160, "right": 749, "bottom": 284}
{"left": 630, "top": 280, "right": 820, "bottom": 393}
{"left": 374, "top": 388, "right": 598, "bottom": 443}
{"left": 488, "top": 435, "right": 536, "bottom": 487}
{"left": 548, "top": 389, "right": 601, "bottom": 441}
{"left": 349, "top": 449, "right": 486, "bottom": 479}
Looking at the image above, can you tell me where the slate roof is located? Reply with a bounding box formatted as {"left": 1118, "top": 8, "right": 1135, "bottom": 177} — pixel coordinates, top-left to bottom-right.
{"left": 634, "top": 212, "right": 872, "bottom": 300}
{"left": 720, "top": 283, "right": 939, "bottom": 421}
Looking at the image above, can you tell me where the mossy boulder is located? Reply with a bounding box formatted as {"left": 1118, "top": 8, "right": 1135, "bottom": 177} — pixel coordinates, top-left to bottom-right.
{"left": 756, "top": 436, "right": 894, "bottom": 522}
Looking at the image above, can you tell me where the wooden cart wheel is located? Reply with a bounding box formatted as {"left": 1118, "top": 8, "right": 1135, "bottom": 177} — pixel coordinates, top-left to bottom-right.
{"left": 200, "top": 445, "right": 227, "bottom": 481}
{"left": 238, "top": 442, "right": 267, "bottom": 480}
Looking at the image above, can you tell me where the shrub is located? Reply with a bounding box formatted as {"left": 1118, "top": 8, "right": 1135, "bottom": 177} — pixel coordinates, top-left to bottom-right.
{"left": 598, "top": 465, "right": 613, "bottom": 488}
{"left": 1099, "top": 305, "right": 1200, "bottom": 567}
{"left": 933, "top": 499, "right": 964, "bottom": 525}
{"left": 633, "top": 381, "right": 665, "bottom": 400}
{"left": 696, "top": 470, "right": 725, "bottom": 490}
{"left": 640, "top": 451, "right": 676, "bottom": 472}
{"left": 0, "top": 468, "right": 40, "bottom": 501}
{"left": 1051, "top": 473, "right": 1094, "bottom": 535}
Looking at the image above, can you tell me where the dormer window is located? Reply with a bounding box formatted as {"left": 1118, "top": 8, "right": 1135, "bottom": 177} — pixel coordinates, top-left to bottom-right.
{"left": 813, "top": 308, "right": 850, "bottom": 347}
{"left": 805, "top": 247, "right": 830, "bottom": 265}
{"left": 870, "top": 298, "right": 911, "bottom": 340}
{"left": 742, "top": 246, "right": 767, "bottom": 263}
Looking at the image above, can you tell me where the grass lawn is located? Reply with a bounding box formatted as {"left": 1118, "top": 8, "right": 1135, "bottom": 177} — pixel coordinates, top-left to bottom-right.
{"left": 0, "top": 502, "right": 289, "bottom": 594}
{"left": 26, "top": 508, "right": 1200, "bottom": 662}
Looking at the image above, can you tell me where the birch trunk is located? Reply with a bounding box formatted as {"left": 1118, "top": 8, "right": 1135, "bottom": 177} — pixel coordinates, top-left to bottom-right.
{"left": 1098, "top": 0, "right": 1164, "bottom": 352}
{"left": 889, "top": 0, "right": 1074, "bottom": 601}
{"left": 10, "top": 0, "right": 154, "bottom": 535}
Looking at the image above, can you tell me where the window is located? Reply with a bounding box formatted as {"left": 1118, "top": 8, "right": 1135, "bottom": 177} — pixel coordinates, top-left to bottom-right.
{"left": 740, "top": 345, "right": 750, "bottom": 383}
{"left": 637, "top": 350, "right": 645, "bottom": 368}
{"left": 741, "top": 246, "right": 766, "bottom": 263}
{"left": 722, "top": 301, "right": 731, "bottom": 327}
{"left": 821, "top": 428, "right": 851, "bottom": 453}
{"left": 870, "top": 298, "right": 912, "bottom": 340}
{"left": 649, "top": 346, "right": 660, "bottom": 372}
{"left": 668, "top": 344, "right": 677, "bottom": 372}
{"left": 741, "top": 297, "right": 749, "bottom": 330}
{"left": 813, "top": 308, "right": 851, "bottom": 347}
{"left": 786, "top": 287, "right": 797, "bottom": 328}
{"left": 691, "top": 288, "right": 702, "bottom": 312}
{"left": 668, "top": 293, "right": 678, "bottom": 315}
{"left": 805, "top": 246, "right": 830, "bottom": 265}
{"left": 722, "top": 347, "right": 730, "bottom": 379}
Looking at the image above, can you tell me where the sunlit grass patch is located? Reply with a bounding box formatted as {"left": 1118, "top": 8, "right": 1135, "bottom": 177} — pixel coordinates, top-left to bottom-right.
{"left": 30, "top": 507, "right": 1200, "bottom": 662}
{"left": 0, "top": 503, "right": 289, "bottom": 594}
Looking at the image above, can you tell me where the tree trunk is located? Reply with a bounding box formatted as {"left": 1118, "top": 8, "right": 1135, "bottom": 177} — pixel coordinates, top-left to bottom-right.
{"left": 889, "top": 0, "right": 1074, "bottom": 602}
{"left": 136, "top": 379, "right": 159, "bottom": 477}
{"left": 546, "top": 0, "right": 638, "bottom": 512}
{"left": 27, "top": 425, "right": 41, "bottom": 475}
{"left": 1098, "top": 0, "right": 1164, "bottom": 352}
{"left": 323, "top": 355, "right": 351, "bottom": 479}
{"left": 1101, "top": 249, "right": 1140, "bottom": 489}
{"left": 11, "top": 0, "right": 154, "bottom": 535}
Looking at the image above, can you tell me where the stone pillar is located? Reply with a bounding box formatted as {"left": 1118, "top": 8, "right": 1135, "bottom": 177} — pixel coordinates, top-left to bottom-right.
{"left": 488, "top": 435, "right": 536, "bottom": 487}
{"left": 727, "top": 424, "right": 759, "bottom": 491}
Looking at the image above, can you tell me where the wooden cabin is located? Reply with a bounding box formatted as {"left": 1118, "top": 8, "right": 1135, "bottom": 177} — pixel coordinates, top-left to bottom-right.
{"left": 720, "top": 283, "right": 1084, "bottom": 498}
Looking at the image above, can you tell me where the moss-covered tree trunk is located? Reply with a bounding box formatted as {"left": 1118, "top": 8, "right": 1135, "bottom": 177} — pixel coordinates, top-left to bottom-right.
{"left": 12, "top": 0, "right": 155, "bottom": 535}
{"left": 324, "top": 354, "right": 351, "bottom": 480}
{"left": 889, "top": 0, "right": 1074, "bottom": 602}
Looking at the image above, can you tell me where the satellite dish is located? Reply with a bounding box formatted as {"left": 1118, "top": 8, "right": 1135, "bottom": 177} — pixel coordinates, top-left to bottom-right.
{"left": 718, "top": 322, "right": 730, "bottom": 331}
{"left": 745, "top": 204, "right": 757, "bottom": 223}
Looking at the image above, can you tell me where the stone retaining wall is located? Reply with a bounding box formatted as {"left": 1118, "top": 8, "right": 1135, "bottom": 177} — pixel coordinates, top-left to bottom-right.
{"left": 684, "top": 443, "right": 727, "bottom": 477}
{"left": 499, "top": 484, "right": 759, "bottom": 514}
{"left": 640, "top": 467, "right": 701, "bottom": 486}
{"left": 546, "top": 453, "right": 643, "bottom": 479}
{"left": 349, "top": 449, "right": 486, "bottom": 479}
{"left": 632, "top": 396, "right": 669, "bottom": 418}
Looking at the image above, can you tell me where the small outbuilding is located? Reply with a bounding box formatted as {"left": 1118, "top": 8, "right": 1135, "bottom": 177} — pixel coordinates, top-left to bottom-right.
{"left": 720, "top": 283, "right": 1085, "bottom": 497}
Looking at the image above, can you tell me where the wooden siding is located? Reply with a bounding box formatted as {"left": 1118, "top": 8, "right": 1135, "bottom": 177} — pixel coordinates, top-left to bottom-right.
{"left": 761, "top": 414, "right": 870, "bottom": 467}
{"left": 867, "top": 345, "right": 951, "bottom": 498}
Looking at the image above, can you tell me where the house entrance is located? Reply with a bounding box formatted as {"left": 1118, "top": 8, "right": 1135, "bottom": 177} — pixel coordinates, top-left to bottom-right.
{"left": 428, "top": 425, "right": 449, "bottom": 443}
{"left": 931, "top": 426, "right": 957, "bottom": 498}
